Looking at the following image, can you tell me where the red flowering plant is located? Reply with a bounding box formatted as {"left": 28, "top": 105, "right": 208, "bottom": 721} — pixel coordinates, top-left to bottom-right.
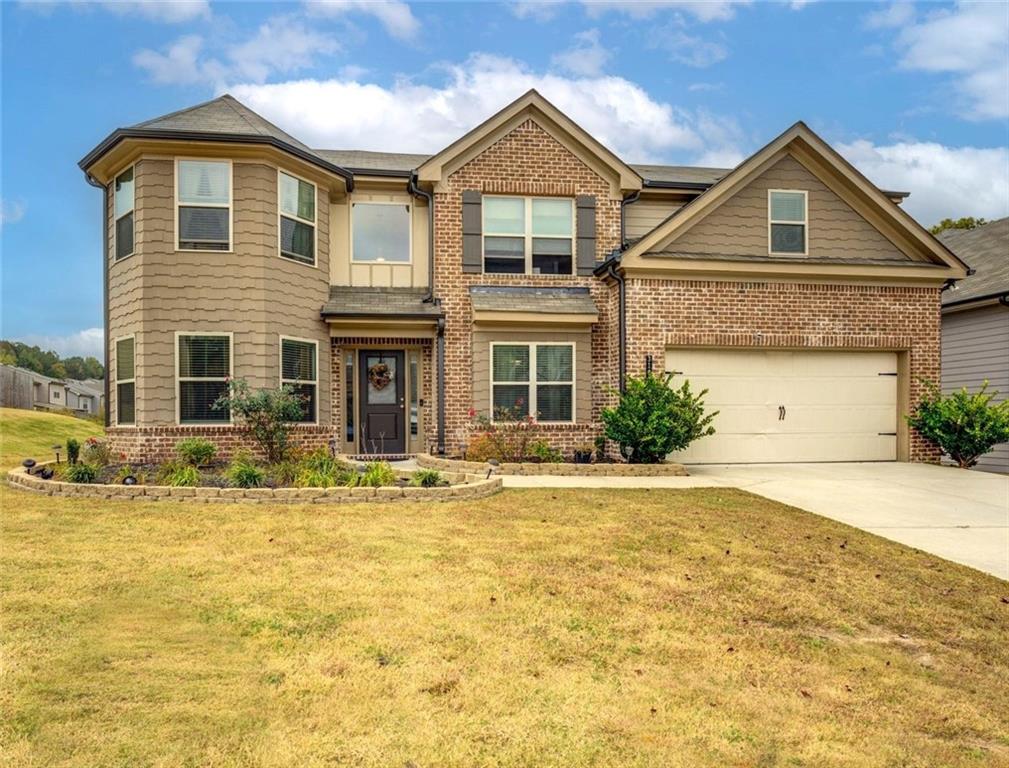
{"left": 464, "top": 399, "right": 539, "bottom": 462}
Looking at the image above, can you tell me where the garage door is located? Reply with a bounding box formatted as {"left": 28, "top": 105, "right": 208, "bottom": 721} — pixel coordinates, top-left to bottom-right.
{"left": 665, "top": 349, "right": 898, "bottom": 463}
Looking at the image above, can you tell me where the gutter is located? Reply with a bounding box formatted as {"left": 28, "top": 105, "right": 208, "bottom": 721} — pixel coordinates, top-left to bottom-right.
{"left": 407, "top": 172, "right": 436, "bottom": 304}
{"left": 942, "top": 288, "right": 1009, "bottom": 309}
{"left": 436, "top": 317, "right": 446, "bottom": 455}
{"left": 620, "top": 190, "right": 640, "bottom": 248}
{"left": 84, "top": 171, "right": 110, "bottom": 428}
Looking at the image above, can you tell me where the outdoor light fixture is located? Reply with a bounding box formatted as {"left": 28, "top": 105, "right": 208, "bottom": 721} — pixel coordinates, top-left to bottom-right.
{"left": 22, "top": 458, "right": 36, "bottom": 474}
{"left": 486, "top": 458, "right": 500, "bottom": 479}
{"left": 122, "top": 476, "right": 138, "bottom": 486}
{"left": 328, "top": 438, "right": 337, "bottom": 458}
{"left": 38, "top": 467, "right": 54, "bottom": 480}
{"left": 52, "top": 445, "right": 62, "bottom": 464}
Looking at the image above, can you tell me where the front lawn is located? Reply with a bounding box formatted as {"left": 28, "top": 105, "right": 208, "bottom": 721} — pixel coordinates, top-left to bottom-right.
{"left": 2, "top": 483, "right": 1007, "bottom": 767}
{"left": 0, "top": 407, "right": 102, "bottom": 470}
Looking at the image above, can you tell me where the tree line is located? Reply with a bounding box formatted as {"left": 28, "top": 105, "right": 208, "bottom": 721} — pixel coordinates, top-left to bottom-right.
{"left": 0, "top": 340, "right": 104, "bottom": 381}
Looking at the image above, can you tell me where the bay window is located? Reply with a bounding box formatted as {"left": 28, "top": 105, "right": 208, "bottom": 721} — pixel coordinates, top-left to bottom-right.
{"left": 484, "top": 196, "right": 574, "bottom": 275}
{"left": 281, "top": 337, "right": 317, "bottom": 423}
{"left": 114, "top": 166, "right": 135, "bottom": 260}
{"left": 279, "top": 171, "right": 316, "bottom": 265}
{"left": 115, "top": 335, "right": 135, "bottom": 425}
{"left": 177, "top": 333, "right": 231, "bottom": 423}
{"left": 491, "top": 342, "right": 574, "bottom": 422}
{"left": 177, "top": 159, "right": 231, "bottom": 251}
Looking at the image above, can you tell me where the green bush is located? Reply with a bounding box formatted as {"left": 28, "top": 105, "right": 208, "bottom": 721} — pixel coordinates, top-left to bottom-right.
{"left": 601, "top": 372, "right": 717, "bottom": 464}
{"left": 66, "top": 438, "right": 81, "bottom": 465}
{"left": 529, "top": 439, "right": 563, "bottom": 463}
{"left": 906, "top": 381, "right": 1009, "bottom": 468}
{"left": 350, "top": 461, "right": 398, "bottom": 488}
{"left": 213, "top": 379, "right": 306, "bottom": 463}
{"left": 157, "top": 461, "right": 200, "bottom": 487}
{"left": 409, "top": 468, "right": 444, "bottom": 488}
{"left": 81, "top": 437, "right": 112, "bottom": 467}
{"left": 293, "top": 449, "right": 355, "bottom": 488}
{"left": 176, "top": 437, "right": 218, "bottom": 467}
{"left": 225, "top": 452, "right": 265, "bottom": 489}
{"left": 63, "top": 462, "right": 98, "bottom": 484}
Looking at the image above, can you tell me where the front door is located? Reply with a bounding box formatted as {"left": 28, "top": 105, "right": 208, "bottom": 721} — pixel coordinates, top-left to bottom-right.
{"left": 359, "top": 350, "right": 406, "bottom": 454}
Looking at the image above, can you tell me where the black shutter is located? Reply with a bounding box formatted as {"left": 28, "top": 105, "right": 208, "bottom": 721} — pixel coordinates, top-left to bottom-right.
{"left": 576, "top": 195, "right": 596, "bottom": 275}
{"left": 462, "top": 190, "right": 482, "bottom": 274}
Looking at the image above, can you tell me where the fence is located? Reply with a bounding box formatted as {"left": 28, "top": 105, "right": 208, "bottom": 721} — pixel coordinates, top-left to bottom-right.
{"left": 0, "top": 365, "right": 34, "bottom": 410}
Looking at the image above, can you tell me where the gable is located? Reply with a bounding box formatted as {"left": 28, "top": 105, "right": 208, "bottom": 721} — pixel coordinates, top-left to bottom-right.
{"left": 649, "top": 154, "right": 919, "bottom": 264}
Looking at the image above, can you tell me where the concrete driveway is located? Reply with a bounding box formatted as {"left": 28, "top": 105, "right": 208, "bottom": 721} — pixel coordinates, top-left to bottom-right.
{"left": 502, "top": 462, "right": 1009, "bottom": 580}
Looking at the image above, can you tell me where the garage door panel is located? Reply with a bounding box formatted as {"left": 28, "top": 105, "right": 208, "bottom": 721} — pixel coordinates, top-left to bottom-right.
{"left": 668, "top": 350, "right": 790, "bottom": 378}
{"left": 784, "top": 405, "right": 896, "bottom": 434}
{"left": 688, "top": 378, "right": 780, "bottom": 405}
{"left": 787, "top": 377, "right": 898, "bottom": 406}
{"left": 707, "top": 405, "right": 782, "bottom": 434}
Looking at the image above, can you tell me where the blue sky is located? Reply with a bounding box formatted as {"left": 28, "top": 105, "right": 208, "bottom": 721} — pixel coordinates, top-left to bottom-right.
{"left": 2, "top": 0, "right": 1008, "bottom": 359}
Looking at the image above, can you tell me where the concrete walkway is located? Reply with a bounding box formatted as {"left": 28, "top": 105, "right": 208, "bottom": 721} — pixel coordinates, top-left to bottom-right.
{"left": 503, "top": 462, "right": 1009, "bottom": 581}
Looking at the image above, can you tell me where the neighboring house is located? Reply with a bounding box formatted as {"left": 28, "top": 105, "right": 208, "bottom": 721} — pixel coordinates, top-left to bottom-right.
{"left": 939, "top": 218, "right": 1009, "bottom": 473}
{"left": 79, "top": 91, "right": 968, "bottom": 463}
{"left": 0, "top": 364, "right": 104, "bottom": 416}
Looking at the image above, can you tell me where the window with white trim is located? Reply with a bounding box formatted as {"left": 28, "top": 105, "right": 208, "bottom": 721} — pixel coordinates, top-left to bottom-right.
{"left": 114, "top": 166, "right": 135, "bottom": 260}
{"left": 116, "top": 336, "right": 136, "bottom": 425}
{"left": 352, "top": 202, "right": 411, "bottom": 262}
{"left": 484, "top": 196, "right": 574, "bottom": 275}
{"left": 279, "top": 171, "right": 316, "bottom": 264}
{"left": 177, "top": 334, "right": 231, "bottom": 423}
{"left": 768, "top": 190, "right": 807, "bottom": 255}
{"left": 281, "top": 337, "right": 317, "bottom": 423}
{"left": 491, "top": 343, "right": 574, "bottom": 422}
{"left": 177, "top": 160, "right": 231, "bottom": 251}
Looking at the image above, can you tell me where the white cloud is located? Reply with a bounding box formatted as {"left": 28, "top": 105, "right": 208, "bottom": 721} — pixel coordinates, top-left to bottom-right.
{"left": 863, "top": 1, "right": 914, "bottom": 30}
{"left": 134, "top": 17, "right": 338, "bottom": 88}
{"left": 228, "top": 54, "right": 744, "bottom": 164}
{"left": 20, "top": 0, "right": 210, "bottom": 23}
{"left": 305, "top": 0, "right": 420, "bottom": 40}
{"left": 887, "top": 2, "right": 1009, "bottom": 120}
{"left": 19, "top": 328, "right": 105, "bottom": 360}
{"left": 1, "top": 198, "right": 26, "bottom": 227}
{"left": 687, "top": 81, "right": 724, "bottom": 92}
{"left": 551, "top": 29, "right": 611, "bottom": 76}
{"left": 649, "top": 27, "right": 727, "bottom": 67}
{"left": 838, "top": 139, "right": 1009, "bottom": 226}
{"left": 582, "top": 1, "right": 748, "bottom": 22}
{"left": 510, "top": 0, "right": 564, "bottom": 21}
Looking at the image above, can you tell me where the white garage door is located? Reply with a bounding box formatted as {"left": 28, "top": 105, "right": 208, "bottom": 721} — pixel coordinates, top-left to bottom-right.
{"left": 665, "top": 349, "right": 898, "bottom": 463}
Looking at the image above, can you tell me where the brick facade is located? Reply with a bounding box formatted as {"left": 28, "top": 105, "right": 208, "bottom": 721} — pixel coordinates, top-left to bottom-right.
{"left": 621, "top": 278, "right": 943, "bottom": 462}
{"left": 105, "top": 424, "right": 336, "bottom": 464}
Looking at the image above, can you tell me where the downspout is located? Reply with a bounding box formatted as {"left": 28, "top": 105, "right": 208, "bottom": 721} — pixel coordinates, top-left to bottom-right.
{"left": 436, "top": 317, "right": 446, "bottom": 455}
{"left": 85, "top": 171, "right": 110, "bottom": 428}
{"left": 620, "top": 191, "right": 640, "bottom": 248}
{"left": 605, "top": 258, "right": 626, "bottom": 393}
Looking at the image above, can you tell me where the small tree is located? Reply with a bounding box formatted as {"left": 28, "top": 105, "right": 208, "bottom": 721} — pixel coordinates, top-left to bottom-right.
{"left": 212, "top": 378, "right": 306, "bottom": 463}
{"left": 602, "top": 372, "right": 717, "bottom": 464}
{"left": 907, "top": 381, "right": 1009, "bottom": 468}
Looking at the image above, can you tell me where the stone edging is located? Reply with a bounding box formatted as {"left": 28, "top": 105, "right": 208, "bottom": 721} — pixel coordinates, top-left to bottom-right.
{"left": 5, "top": 465, "right": 502, "bottom": 503}
{"left": 416, "top": 453, "right": 689, "bottom": 476}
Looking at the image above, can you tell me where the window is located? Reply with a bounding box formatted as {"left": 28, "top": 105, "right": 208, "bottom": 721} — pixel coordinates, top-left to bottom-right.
{"left": 281, "top": 337, "right": 317, "bottom": 423}
{"left": 344, "top": 352, "right": 354, "bottom": 444}
{"left": 177, "top": 334, "right": 231, "bottom": 423}
{"left": 116, "top": 336, "right": 136, "bottom": 425}
{"left": 484, "top": 197, "right": 573, "bottom": 275}
{"left": 177, "top": 160, "right": 231, "bottom": 251}
{"left": 768, "top": 190, "right": 807, "bottom": 255}
{"left": 409, "top": 351, "right": 419, "bottom": 437}
{"left": 491, "top": 343, "right": 574, "bottom": 422}
{"left": 114, "top": 166, "right": 135, "bottom": 260}
{"left": 352, "top": 202, "right": 411, "bottom": 262}
{"left": 279, "top": 171, "right": 316, "bottom": 265}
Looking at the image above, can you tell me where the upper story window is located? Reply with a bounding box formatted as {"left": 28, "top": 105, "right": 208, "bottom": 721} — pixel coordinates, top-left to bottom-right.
{"left": 768, "top": 190, "right": 807, "bottom": 255}
{"left": 281, "top": 337, "right": 318, "bottom": 424}
{"left": 114, "top": 166, "right": 135, "bottom": 260}
{"left": 352, "top": 202, "right": 411, "bottom": 263}
{"left": 279, "top": 171, "right": 316, "bottom": 265}
{"left": 115, "top": 336, "right": 135, "bottom": 425}
{"left": 491, "top": 342, "right": 574, "bottom": 423}
{"left": 177, "top": 160, "right": 231, "bottom": 251}
{"left": 484, "top": 196, "right": 573, "bottom": 275}
{"left": 177, "top": 333, "right": 231, "bottom": 424}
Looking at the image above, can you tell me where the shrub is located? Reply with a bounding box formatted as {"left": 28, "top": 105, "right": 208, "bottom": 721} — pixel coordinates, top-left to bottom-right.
{"left": 602, "top": 372, "right": 717, "bottom": 464}
{"left": 63, "top": 462, "right": 98, "bottom": 484}
{"left": 906, "top": 381, "right": 1009, "bottom": 468}
{"left": 529, "top": 439, "right": 563, "bottom": 463}
{"left": 294, "top": 449, "right": 355, "bottom": 488}
{"left": 157, "top": 461, "right": 200, "bottom": 487}
{"left": 409, "top": 468, "right": 444, "bottom": 488}
{"left": 225, "top": 452, "right": 265, "bottom": 489}
{"left": 81, "top": 437, "right": 112, "bottom": 467}
{"left": 464, "top": 405, "right": 537, "bottom": 462}
{"left": 351, "top": 461, "right": 397, "bottom": 488}
{"left": 116, "top": 465, "right": 147, "bottom": 484}
{"left": 66, "top": 438, "right": 81, "bottom": 465}
{"left": 213, "top": 378, "right": 306, "bottom": 463}
{"left": 176, "top": 437, "right": 217, "bottom": 467}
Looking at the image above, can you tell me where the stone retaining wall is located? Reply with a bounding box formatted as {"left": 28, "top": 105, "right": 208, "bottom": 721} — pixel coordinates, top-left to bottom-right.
{"left": 6, "top": 465, "right": 502, "bottom": 504}
{"left": 416, "top": 454, "right": 689, "bottom": 476}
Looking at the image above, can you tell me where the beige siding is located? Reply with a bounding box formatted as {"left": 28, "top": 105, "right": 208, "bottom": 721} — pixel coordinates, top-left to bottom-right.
{"left": 108, "top": 158, "right": 332, "bottom": 426}
{"left": 942, "top": 303, "right": 1009, "bottom": 473}
{"left": 329, "top": 186, "right": 429, "bottom": 288}
{"left": 471, "top": 327, "right": 592, "bottom": 423}
{"left": 624, "top": 196, "right": 684, "bottom": 241}
{"left": 653, "top": 154, "right": 914, "bottom": 262}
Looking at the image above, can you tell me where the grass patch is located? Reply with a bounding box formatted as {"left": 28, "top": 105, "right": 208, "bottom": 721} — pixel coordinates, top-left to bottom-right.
{"left": 2, "top": 483, "right": 1007, "bottom": 766}
{"left": 0, "top": 407, "right": 102, "bottom": 470}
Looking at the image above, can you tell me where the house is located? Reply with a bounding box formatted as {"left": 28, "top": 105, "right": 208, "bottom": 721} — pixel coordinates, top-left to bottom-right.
{"left": 78, "top": 91, "right": 968, "bottom": 463}
{"left": 0, "top": 364, "right": 104, "bottom": 416}
{"left": 939, "top": 218, "right": 1009, "bottom": 473}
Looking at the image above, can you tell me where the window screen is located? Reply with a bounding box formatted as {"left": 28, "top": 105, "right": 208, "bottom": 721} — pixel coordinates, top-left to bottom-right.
{"left": 352, "top": 203, "right": 410, "bottom": 262}
{"left": 178, "top": 161, "right": 230, "bottom": 251}
{"left": 281, "top": 338, "right": 317, "bottom": 423}
{"left": 484, "top": 197, "right": 573, "bottom": 274}
{"left": 769, "top": 190, "right": 807, "bottom": 254}
{"left": 279, "top": 172, "right": 316, "bottom": 264}
{"left": 116, "top": 336, "right": 135, "bottom": 425}
{"left": 490, "top": 343, "right": 574, "bottom": 423}
{"left": 178, "top": 335, "right": 230, "bottom": 423}
{"left": 114, "top": 167, "right": 135, "bottom": 260}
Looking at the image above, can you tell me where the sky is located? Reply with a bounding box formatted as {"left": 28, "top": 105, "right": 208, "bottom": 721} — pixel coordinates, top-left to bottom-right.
{"left": 2, "top": 0, "right": 1008, "bottom": 361}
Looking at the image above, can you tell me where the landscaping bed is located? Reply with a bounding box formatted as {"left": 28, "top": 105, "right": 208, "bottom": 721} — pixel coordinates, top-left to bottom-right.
{"left": 417, "top": 453, "right": 689, "bottom": 476}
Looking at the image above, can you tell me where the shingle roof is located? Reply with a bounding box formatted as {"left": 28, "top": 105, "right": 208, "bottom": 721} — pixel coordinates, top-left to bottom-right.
{"left": 469, "top": 286, "right": 598, "bottom": 315}
{"left": 321, "top": 287, "right": 443, "bottom": 318}
{"left": 939, "top": 218, "right": 1009, "bottom": 306}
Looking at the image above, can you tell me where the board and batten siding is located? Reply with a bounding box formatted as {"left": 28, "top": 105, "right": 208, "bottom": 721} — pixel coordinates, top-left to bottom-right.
{"left": 624, "top": 197, "right": 684, "bottom": 242}
{"left": 471, "top": 328, "right": 592, "bottom": 424}
{"left": 106, "top": 158, "right": 333, "bottom": 426}
{"left": 652, "top": 155, "right": 917, "bottom": 262}
{"left": 942, "top": 303, "right": 1009, "bottom": 473}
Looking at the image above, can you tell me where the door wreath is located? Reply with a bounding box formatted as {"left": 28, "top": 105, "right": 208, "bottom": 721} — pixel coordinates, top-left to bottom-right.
{"left": 368, "top": 361, "right": 392, "bottom": 391}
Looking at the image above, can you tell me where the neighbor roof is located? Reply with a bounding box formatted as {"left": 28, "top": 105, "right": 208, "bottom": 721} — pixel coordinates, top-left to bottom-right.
{"left": 939, "top": 218, "right": 1009, "bottom": 307}
{"left": 468, "top": 286, "right": 598, "bottom": 315}
{"left": 321, "top": 287, "right": 443, "bottom": 319}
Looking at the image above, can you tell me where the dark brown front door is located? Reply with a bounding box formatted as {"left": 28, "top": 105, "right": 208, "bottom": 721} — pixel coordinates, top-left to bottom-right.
{"left": 359, "top": 350, "right": 406, "bottom": 454}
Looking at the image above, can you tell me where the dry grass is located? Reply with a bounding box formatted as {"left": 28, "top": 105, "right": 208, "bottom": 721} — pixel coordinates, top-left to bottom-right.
{"left": 2, "top": 481, "right": 1008, "bottom": 767}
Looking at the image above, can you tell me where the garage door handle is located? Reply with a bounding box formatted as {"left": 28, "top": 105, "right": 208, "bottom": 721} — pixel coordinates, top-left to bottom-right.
{"left": 778, "top": 405, "right": 786, "bottom": 421}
